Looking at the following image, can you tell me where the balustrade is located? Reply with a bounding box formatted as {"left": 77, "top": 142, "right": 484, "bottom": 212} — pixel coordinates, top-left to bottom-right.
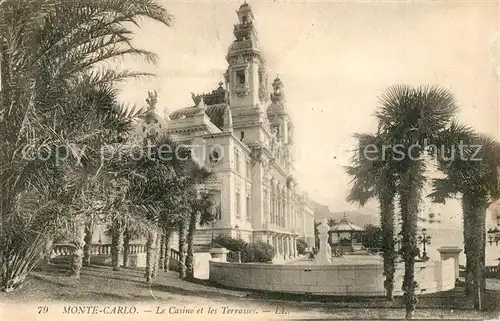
{"left": 51, "top": 244, "right": 77, "bottom": 257}
{"left": 51, "top": 243, "right": 148, "bottom": 258}
{"left": 486, "top": 266, "right": 500, "bottom": 278}
{"left": 170, "top": 248, "right": 180, "bottom": 262}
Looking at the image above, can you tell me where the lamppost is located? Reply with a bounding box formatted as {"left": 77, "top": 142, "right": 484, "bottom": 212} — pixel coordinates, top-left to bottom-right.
{"left": 210, "top": 204, "right": 220, "bottom": 244}
{"left": 417, "top": 228, "right": 431, "bottom": 261}
{"left": 488, "top": 227, "right": 500, "bottom": 246}
{"left": 394, "top": 231, "right": 403, "bottom": 255}
{"left": 487, "top": 227, "right": 500, "bottom": 266}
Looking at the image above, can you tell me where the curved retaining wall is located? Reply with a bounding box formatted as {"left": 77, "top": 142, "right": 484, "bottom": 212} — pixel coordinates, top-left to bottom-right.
{"left": 209, "top": 259, "right": 455, "bottom": 296}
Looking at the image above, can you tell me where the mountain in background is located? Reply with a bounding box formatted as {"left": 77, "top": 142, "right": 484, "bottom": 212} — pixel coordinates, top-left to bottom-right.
{"left": 312, "top": 200, "right": 379, "bottom": 227}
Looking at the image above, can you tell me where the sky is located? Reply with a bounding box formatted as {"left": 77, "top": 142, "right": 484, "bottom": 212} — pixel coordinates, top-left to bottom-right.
{"left": 118, "top": 0, "right": 500, "bottom": 229}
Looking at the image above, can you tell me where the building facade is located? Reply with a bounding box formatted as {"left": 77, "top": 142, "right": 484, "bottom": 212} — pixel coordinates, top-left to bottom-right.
{"left": 137, "top": 3, "right": 315, "bottom": 259}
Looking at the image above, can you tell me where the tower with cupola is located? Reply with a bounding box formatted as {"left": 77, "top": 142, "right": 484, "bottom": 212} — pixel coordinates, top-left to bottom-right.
{"left": 225, "top": 3, "right": 269, "bottom": 128}
{"left": 267, "top": 76, "right": 294, "bottom": 171}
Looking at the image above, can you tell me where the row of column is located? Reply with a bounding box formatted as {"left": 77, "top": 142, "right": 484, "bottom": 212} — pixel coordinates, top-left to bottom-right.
{"left": 268, "top": 233, "right": 297, "bottom": 260}
{"left": 266, "top": 182, "right": 297, "bottom": 231}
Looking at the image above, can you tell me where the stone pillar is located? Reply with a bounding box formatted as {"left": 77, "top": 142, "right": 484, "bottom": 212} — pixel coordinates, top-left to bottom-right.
{"left": 286, "top": 236, "right": 290, "bottom": 258}
{"left": 210, "top": 247, "right": 229, "bottom": 262}
{"left": 293, "top": 237, "right": 297, "bottom": 257}
{"left": 437, "top": 246, "right": 462, "bottom": 280}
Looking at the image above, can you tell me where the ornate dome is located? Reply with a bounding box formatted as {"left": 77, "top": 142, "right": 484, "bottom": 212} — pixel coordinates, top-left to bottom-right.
{"left": 267, "top": 102, "right": 285, "bottom": 115}
{"left": 239, "top": 2, "right": 251, "bottom": 10}
{"left": 329, "top": 214, "right": 364, "bottom": 232}
{"left": 169, "top": 104, "right": 228, "bottom": 130}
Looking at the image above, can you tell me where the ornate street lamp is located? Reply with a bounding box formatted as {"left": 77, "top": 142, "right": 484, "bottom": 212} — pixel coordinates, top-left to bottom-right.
{"left": 210, "top": 203, "right": 221, "bottom": 244}
{"left": 394, "top": 231, "right": 403, "bottom": 254}
{"left": 487, "top": 227, "right": 500, "bottom": 246}
{"left": 487, "top": 226, "right": 500, "bottom": 266}
{"left": 417, "top": 228, "right": 431, "bottom": 261}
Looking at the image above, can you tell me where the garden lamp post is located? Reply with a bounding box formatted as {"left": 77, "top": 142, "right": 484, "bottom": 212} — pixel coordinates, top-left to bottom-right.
{"left": 487, "top": 227, "right": 500, "bottom": 267}
{"left": 417, "top": 228, "right": 431, "bottom": 261}
{"left": 488, "top": 227, "right": 500, "bottom": 246}
{"left": 394, "top": 231, "right": 403, "bottom": 255}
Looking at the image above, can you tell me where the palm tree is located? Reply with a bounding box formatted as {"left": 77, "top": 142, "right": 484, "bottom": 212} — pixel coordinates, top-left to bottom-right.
{"left": 145, "top": 230, "right": 157, "bottom": 284}
{"left": 373, "top": 85, "right": 461, "bottom": 318}
{"left": 83, "top": 220, "right": 94, "bottom": 267}
{"left": 186, "top": 185, "right": 216, "bottom": 279}
{"left": 162, "top": 227, "right": 174, "bottom": 271}
{"left": 122, "top": 225, "right": 142, "bottom": 267}
{"left": 122, "top": 131, "right": 198, "bottom": 282}
{"left": 0, "top": 0, "right": 172, "bottom": 291}
{"left": 178, "top": 220, "right": 187, "bottom": 279}
{"left": 346, "top": 133, "right": 397, "bottom": 301}
{"left": 327, "top": 218, "right": 338, "bottom": 227}
{"left": 429, "top": 133, "right": 500, "bottom": 309}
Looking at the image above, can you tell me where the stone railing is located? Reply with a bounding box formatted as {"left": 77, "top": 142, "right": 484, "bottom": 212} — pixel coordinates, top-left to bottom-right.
{"left": 486, "top": 266, "right": 500, "bottom": 278}
{"left": 51, "top": 243, "right": 147, "bottom": 257}
{"left": 170, "top": 248, "right": 180, "bottom": 262}
{"left": 51, "top": 244, "right": 77, "bottom": 257}
{"left": 89, "top": 244, "right": 111, "bottom": 255}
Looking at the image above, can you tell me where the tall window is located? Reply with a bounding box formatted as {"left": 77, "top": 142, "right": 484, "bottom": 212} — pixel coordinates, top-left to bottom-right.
{"left": 235, "top": 192, "right": 240, "bottom": 219}
{"left": 235, "top": 150, "right": 240, "bottom": 173}
{"left": 236, "top": 70, "right": 245, "bottom": 85}
{"left": 246, "top": 159, "right": 251, "bottom": 178}
{"left": 246, "top": 196, "right": 251, "bottom": 222}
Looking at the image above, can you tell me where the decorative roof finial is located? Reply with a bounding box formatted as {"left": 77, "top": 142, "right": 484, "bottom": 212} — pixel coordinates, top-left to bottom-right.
{"left": 197, "top": 97, "right": 206, "bottom": 109}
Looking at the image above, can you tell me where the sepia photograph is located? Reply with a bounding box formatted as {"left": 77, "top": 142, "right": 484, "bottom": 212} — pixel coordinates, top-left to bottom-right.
{"left": 0, "top": 0, "right": 499, "bottom": 320}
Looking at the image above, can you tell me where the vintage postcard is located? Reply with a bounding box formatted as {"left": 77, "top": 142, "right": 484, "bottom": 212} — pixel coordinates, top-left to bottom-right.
{"left": 1, "top": 0, "right": 499, "bottom": 320}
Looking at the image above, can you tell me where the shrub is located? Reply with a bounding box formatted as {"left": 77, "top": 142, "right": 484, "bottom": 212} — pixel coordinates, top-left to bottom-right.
{"left": 296, "top": 238, "right": 308, "bottom": 255}
{"left": 241, "top": 242, "right": 275, "bottom": 263}
{"left": 212, "top": 235, "right": 248, "bottom": 252}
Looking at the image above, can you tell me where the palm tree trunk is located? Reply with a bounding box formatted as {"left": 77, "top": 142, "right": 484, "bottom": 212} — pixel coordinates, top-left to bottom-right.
{"left": 462, "top": 198, "right": 473, "bottom": 295}
{"left": 152, "top": 230, "right": 161, "bottom": 278}
{"left": 380, "top": 192, "right": 396, "bottom": 301}
{"left": 111, "top": 219, "right": 123, "bottom": 271}
{"left": 159, "top": 231, "right": 166, "bottom": 271}
{"left": 178, "top": 220, "right": 187, "bottom": 279}
{"left": 43, "top": 238, "right": 53, "bottom": 265}
{"left": 400, "top": 191, "right": 419, "bottom": 319}
{"left": 145, "top": 230, "right": 157, "bottom": 284}
{"left": 463, "top": 193, "right": 487, "bottom": 310}
{"left": 163, "top": 228, "right": 173, "bottom": 271}
{"left": 479, "top": 212, "right": 486, "bottom": 292}
{"left": 70, "top": 219, "right": 86, "bottom": 278}
{"left": 186, "top": 210, "right": 199, "bottom": 279}
{"left": 83, "top": 221, "right": 92, "bottom": 267}
{"left": 122, "top": 228, "right": 130, "bottom": 268}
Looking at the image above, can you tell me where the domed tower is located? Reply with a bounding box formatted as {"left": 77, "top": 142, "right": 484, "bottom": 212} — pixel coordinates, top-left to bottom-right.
{"left": 267, "top": 76, "right": 294, "bottom": 170}
{"left": 226, "top": 2, "right": 268, "bottom": 110}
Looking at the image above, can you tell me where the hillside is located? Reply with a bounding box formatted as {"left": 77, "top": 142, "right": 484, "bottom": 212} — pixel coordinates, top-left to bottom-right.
{"left": 312, "top": 200, "right": 378, "bottom": 227}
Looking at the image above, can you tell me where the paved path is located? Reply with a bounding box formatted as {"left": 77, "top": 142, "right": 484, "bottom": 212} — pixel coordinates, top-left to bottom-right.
{"left": 1, "top": 264, "right": 499, "bottom": 320}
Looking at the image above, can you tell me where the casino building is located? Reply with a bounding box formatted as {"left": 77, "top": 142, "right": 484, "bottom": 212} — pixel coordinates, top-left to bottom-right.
{"left": 136, "top": 3, "right": 315, "bottom": 258}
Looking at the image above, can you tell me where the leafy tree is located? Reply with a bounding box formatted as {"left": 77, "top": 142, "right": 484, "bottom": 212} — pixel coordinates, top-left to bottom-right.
{"left": 186, "top": 184, "right": 216, "bottom": 279}
{"left": 296, "top": 238, "right": 308, "bottom": 254}
{"left": 241, "top": 242, "right": 275, "bottom": 263}
{"left": 361, "top": 224, "right": 383, "bottom": 249}
{"left": 327, "top": 218, "right": 338, "bottom": 227}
